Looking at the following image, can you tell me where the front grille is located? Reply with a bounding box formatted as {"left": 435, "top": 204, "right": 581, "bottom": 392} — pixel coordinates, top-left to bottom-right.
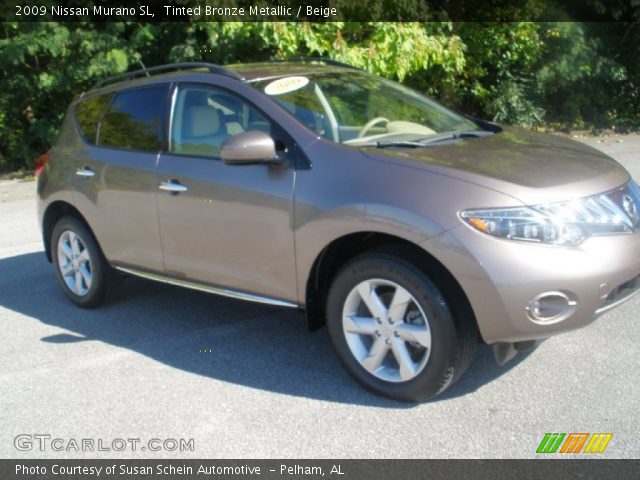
{"left": 604, "top": 181, "right": 640, "bottom": 229}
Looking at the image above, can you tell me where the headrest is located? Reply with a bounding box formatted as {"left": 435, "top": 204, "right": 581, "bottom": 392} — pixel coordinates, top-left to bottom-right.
{"left": 184, "top": 106, "right": 220, "bottom": 138}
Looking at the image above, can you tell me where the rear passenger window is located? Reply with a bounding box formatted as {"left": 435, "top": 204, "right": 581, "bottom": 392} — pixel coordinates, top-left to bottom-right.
{"left": 75, "top": 93, "right": 113, "bottom": 144}
{"left": 98, "top": 86, "right": 167, "bottom": 151}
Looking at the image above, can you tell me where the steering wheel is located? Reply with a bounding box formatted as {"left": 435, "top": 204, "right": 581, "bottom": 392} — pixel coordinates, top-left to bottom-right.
{"left": 358, "top": 117, "right": 390, "bottom": 138}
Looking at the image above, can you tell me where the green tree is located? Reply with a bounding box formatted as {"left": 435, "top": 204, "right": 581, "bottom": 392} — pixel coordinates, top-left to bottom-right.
{"left": 0, "top": 22, "right": 136, "bottom": 170}
{"left": 1, "top": 15, "right": 638, "bottom": 173}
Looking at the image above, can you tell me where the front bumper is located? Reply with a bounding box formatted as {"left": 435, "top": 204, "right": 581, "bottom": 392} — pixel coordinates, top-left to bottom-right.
{"left": 423, "top": 225, "right": 640, "bottom": 345}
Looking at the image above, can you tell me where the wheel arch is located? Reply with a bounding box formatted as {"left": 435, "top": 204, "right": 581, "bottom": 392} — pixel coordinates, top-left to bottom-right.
{"left": 304, "top": 231, "right": 479, "bottom": 341}
{"left": 42, "top": 201, "right": 95, "bottom": 262}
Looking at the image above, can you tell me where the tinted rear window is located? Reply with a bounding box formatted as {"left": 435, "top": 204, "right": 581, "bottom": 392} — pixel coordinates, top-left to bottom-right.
{"left": 98, "top": 86, "right": 167, "bottom": 151}
{"left": 75, "top": 93, "right": 113, "bottom": 144}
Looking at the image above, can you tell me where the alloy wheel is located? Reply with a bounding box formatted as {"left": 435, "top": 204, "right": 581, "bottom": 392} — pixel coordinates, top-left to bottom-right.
{"left": 56, "top": 230, "right": 93, "bottom": 296}
{"left": 342, "top": 278, "right": 431, "bottom": 383}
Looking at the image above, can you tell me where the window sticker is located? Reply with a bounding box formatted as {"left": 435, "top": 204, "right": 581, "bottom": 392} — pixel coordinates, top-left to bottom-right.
{"left": 264, "top": 76, "right": 309, "bottom": 96}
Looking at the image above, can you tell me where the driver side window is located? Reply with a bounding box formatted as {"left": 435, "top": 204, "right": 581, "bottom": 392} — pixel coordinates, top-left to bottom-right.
{"left": 170, "top": 85, "right": 270, "bottom": 158}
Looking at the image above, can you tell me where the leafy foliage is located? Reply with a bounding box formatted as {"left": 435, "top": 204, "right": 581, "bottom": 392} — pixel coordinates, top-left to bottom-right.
{"left": 0, "top": 16, "right": 638, "bottom": 172}
{"left": 0, "top": 22, "right": 140, "bottom": 170}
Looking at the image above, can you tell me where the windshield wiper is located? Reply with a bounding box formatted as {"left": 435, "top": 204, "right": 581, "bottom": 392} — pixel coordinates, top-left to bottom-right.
{"left": 375, "top": 140, "right": 426, "bottom": 148}
{"left": 419, "top": 130, "right": 494, "bottom": 146}
{"left": 354, "top": 129, "right": 495, "bottom": 149}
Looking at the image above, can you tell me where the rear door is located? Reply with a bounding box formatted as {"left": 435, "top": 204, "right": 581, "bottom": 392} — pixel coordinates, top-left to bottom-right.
{"left": 155, "top": 82, "right": 297, "bottom": 303}
{"left": 72, "top": 84, "right": 169, "bottom": 272}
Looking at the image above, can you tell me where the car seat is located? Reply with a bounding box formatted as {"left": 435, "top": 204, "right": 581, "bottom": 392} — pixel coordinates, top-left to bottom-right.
{"left": 180, "top": 106, "right": 229, "bottom": 157}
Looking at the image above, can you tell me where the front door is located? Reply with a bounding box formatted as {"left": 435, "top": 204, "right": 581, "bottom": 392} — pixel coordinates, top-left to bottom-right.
{"left": 155, "top": 83, "right": 297, "bottom": 303}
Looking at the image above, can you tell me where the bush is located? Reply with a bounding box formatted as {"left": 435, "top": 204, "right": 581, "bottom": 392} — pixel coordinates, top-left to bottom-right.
{"left": 0, "top": 16, "right": 638, "bottom": 173}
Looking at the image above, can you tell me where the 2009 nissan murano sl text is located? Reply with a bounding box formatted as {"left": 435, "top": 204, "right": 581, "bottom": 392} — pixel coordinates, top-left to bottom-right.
{"left": 37, "top": 60, "right": 640, "bottom": 401}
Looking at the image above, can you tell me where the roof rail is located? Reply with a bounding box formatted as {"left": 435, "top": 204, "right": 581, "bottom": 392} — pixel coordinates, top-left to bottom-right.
{"left": 92, "top": 62, "right": 245, "bottom": 89}
{"left": 283, "top": 57, "right": 362, "bottom": 70}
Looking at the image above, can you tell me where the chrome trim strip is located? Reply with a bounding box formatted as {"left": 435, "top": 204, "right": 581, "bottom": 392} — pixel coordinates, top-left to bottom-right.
{"left": 115, "top": 266, "right": 299, "bottom": 308}
{"left": 168, "top": 85, "right": 178, "bottom": 154}
{"left": 595, "top": 280, "right": 640, "bottom": 315}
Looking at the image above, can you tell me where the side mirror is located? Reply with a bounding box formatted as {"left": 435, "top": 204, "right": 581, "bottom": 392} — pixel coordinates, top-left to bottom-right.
{"left": 221, "top": 130, "right": 282, "bottom": 166}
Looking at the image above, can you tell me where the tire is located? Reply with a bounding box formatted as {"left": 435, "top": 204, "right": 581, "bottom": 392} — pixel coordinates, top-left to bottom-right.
{"left": 51, "top": 215, "right": 110, "bottom": 308}
{"left": 326, "top": 251, "right": 476, "bottom": 402}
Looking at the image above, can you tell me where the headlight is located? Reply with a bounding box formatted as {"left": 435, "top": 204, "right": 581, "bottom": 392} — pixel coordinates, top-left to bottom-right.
{"left": 460, "top": 182, "right": 640, "bottom": 246}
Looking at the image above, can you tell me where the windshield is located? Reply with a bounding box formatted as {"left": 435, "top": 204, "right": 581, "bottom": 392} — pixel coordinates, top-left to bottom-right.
{"left": 251, "top": 71, "right": 479, "bottom": 145}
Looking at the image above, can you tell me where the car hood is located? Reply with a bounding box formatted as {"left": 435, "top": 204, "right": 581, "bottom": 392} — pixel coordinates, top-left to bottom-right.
{"left": 362, "top": 126, "right": 630, "bottom": 205}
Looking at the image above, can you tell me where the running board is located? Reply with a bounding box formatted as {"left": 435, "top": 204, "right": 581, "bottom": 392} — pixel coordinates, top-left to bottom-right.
{"left": 114, "top": 266, "right": 299, "bottom": 309}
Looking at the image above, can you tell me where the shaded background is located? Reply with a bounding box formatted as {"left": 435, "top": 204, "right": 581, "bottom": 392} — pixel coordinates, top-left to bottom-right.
{"left": 1, "top": 0, "right": 639, "bottom": 172}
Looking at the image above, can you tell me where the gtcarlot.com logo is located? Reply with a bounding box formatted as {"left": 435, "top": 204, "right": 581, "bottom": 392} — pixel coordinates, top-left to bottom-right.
{"left": 536, "top": 432, "right": 613, "bottom": 454}
{"left": 14, "top": 434, "right": 195, "bottom": 453}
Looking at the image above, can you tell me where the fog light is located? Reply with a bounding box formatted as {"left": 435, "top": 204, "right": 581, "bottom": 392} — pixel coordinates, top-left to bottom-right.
{"left": 526, "top": 291, "right": 577, "bottom": 324}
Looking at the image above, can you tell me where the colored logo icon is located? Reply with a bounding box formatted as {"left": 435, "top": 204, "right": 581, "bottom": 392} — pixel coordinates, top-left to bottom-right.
{"left": 536, "top": 433, "right": 613, "bottom": 454}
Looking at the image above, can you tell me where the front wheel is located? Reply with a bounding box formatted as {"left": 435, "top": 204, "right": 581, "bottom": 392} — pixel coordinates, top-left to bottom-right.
{"left": 51, "top": 215, "right": 110, "bottom": 308}
{"left": 326, "top": 252, "right": 475, "bottom": 402}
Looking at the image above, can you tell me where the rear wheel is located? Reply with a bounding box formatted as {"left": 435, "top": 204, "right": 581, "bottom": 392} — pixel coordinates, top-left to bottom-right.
{"left": 326, "top": 252, "right": 475, "bottom": 402}
{"left": 51, "top": 215, "right": 109, "bottom": 308}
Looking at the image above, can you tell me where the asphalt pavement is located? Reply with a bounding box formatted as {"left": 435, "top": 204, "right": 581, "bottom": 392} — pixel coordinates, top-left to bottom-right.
{"left": 1, "top": 134, "right": 639, "bottom": 459}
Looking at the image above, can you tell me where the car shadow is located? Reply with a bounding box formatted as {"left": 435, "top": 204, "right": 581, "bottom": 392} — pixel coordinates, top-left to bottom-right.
{"left": 1, "top": 251, "right": 532, "bottom": 407}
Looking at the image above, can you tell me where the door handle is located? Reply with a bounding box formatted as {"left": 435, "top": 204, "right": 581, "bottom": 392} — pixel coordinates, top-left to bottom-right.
{"left": 159, "top": 180, "right": 188, "bottom": 193}
{"left": 75, "top": 167, "right": 95, "bottom": 177}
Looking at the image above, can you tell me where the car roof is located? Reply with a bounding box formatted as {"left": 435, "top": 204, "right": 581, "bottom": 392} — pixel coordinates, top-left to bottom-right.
{"left": 225, "top": 61, "right": 352, "bottom": 82}
{"left": 83, "top": 60, "right": 357, "bottom": 98}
